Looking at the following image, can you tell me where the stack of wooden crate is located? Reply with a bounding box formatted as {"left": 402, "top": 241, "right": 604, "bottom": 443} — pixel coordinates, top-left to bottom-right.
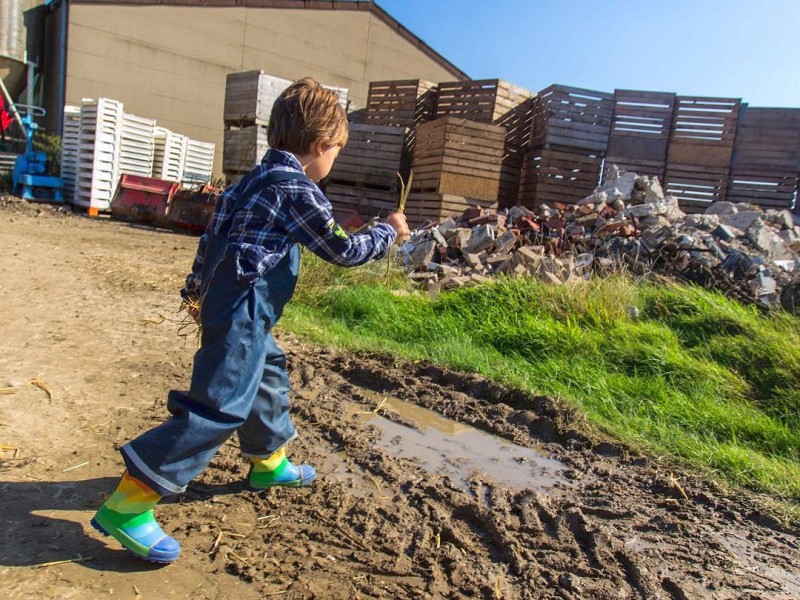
{"left": 434, "top": 79, "right": 535, "bottom": 208}
{"left": 405, "top": 117, "right": 505, "bottom": 226}
{"left": 604, "top": 89, "right": 676, "bottom": 182}
{"left": 727, "top": 106, "right": 800, "bottom": 209}
{"left": 518, "top": 84, "right": 613, "bottom": 208}
{"left": 324, "top": 123, "right": 406, "bottom": 218}
{"left": 363, "top": 79, "right": 437, "bottom": 174}
{"left": 663, "top": 95, "right": 741, "bottom": 211}
{"left": 223, "top": 71, "right": 289, "bottom": 183}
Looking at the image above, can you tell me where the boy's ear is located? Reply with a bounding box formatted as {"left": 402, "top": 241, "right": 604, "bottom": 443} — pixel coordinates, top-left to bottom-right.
{"left": 312, "top": 140, "right": 326, "bottom": 157}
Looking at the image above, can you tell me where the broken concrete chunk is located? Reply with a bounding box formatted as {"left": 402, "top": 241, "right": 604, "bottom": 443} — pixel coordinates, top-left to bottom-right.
{"left": 721, "top": 210, "right": 762, "bottom": 231}
{"left": 405, "top": 240, "right": 436, "bottom": 271}
{"left": 705, "top": 201, "right": 738, "bottom": 217}
{"left": 465, "top": 224, "right": 496, "bottom": 254}
{"left": 492, "top": 229, "right": 518, "bottom": 255}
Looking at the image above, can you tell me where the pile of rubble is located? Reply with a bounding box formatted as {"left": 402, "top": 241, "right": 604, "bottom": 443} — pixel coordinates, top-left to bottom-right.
{"left": 399, "top": 167, "right": 800, "bottom": 309}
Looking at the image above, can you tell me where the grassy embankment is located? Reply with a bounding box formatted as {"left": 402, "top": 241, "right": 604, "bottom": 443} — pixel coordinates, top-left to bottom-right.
{"left": 281, "top": 251, "right": 800, "bottom": 502}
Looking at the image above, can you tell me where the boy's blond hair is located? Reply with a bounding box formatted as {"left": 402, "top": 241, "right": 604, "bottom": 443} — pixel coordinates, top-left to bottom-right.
{"left": 268, "top": 77, "right": 349, "bottom": 154}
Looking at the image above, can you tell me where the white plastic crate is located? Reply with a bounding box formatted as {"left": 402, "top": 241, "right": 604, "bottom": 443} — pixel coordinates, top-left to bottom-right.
{"left": 60, "top": 105, "right": 81, "bottom": 202}
{"left": 119, "top": 113, "right": 156, "bottom": 177}
{"left": 74, "top": 97, "right": 124, "bottom": 212}
{"left": 153, "top": 127, "right": 188, "bottom": 182}
{"left": 182, "top": 139, "right": 215, "bottom": 186}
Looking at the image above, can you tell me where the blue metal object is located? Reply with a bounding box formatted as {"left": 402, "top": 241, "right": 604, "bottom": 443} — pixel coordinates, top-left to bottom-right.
{"left": 11, "top": 105, "right": 64, "bottom": 203}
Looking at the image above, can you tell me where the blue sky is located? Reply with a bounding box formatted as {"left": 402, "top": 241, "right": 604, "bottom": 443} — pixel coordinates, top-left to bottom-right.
{"left": 377, "top": 0, "right": 800, "bottom": 108}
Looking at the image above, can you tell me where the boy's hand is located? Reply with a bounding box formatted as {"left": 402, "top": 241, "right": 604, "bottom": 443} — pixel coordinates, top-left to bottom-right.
{"left": 384, "top": 212, "right": 410, "bottom": 244}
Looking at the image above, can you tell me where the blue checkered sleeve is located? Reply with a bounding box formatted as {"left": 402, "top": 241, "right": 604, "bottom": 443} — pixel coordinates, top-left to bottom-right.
{"left": 282, "top": 184, "right": 397, "bottom": 267}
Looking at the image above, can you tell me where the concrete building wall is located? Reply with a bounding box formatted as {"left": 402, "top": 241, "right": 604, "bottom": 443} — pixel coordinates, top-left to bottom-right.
{"left": 64, "top": 3, "right": 462, "bottom": 174}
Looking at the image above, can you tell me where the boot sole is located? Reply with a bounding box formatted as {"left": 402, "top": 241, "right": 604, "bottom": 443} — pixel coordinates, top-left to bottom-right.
{"left": 91, "top": 515, "right": 180, "bottom": 564}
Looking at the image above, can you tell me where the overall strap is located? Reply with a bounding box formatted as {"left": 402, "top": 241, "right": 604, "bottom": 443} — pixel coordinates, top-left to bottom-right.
{"left": 260, "top": 170, "right": 311, "bottom": 186}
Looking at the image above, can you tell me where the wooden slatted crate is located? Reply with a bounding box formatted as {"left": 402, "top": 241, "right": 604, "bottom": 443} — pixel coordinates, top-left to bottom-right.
{"left": 664, "top": 164, "right": 730, "bottom": 211}
{"left": 224, "top": 71, "right": 292, "bottom": 125}
{"left": 605, "top": 89, "right": 675, "bottom": 181}
{"left": 411, "top": 117, "right": 506, "bottom": 201}
{"left": 327, "top": 123, "right": 405, "bottom": 189}
{"left": 404, "top": 192, "right": 497, "bottom": 228}
{"left": 365, "top": 79, "right": 437, "bottom": 128}
{"left": 324, "top": 183, "right": 399, "bottom": 219}
{"left": 530, "top": 84, "right": 613, "bottom": 153}
{"left": 727, "top": 170, "right": 798, "bottom": 209}
{"left": 435, "top": 79, "right": 534, "bottom": 124}
{"left": 223, "top": 125, "right": 268, "bottom": 173}
{"left": 518, "top": 147, "right": 603, "bottom": 208}
{"left": 731, "top": 106, "right": 800, "bottom": 171}
{"left": 667, "top": 95, "right": 742, "bottom": 167}
{"left": 495, "top": 97, "right": 537, "bottom": 208}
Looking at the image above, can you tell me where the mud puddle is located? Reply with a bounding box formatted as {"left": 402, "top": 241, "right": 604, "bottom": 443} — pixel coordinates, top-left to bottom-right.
{"left": 348, "top": 391, "right": 566, "bottom": 492}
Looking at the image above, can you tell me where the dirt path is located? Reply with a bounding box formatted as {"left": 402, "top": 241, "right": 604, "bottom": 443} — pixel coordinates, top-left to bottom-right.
{"left": 1, "top": 197, "right": 799, "bottom": 599}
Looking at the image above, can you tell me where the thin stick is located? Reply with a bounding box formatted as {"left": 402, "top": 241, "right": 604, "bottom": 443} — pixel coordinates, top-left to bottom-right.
{"left": 36, "top": 556, "right": 92, "bottom": 568}
{"left": 0, "top": 387, "right": 18, "bottom": 395}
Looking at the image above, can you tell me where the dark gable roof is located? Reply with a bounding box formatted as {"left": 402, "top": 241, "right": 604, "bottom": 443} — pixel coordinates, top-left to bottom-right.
{"left": 69, "top": 0, "right": 469, "bottom": 80}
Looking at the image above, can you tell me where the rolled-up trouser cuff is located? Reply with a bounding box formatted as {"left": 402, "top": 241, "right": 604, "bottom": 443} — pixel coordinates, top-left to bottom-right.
{"left": 121, "top": 443, "right": 186, "bottom": 497}
{"left": 239, "top": 431, "right": 298, "bottom": 460}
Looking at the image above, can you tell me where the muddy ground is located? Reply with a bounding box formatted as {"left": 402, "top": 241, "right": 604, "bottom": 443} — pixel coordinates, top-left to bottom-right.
{"left": 1, "top": 196, "right": 799, "bottom": 600}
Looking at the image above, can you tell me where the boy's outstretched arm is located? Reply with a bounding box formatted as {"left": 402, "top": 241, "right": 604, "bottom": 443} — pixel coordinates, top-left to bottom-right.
{"left": 284, "top": 186, "right": 407, "bottom": 267}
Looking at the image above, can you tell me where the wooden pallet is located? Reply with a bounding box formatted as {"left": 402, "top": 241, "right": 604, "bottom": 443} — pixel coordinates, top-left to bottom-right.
{"left": 731, "top": 105, "right": 800, "bottom": 172}
{"left": 518, "top": 147, "right": 603, "bottom": 208}
{"left": 494, "top": 97, "right": 537, "bottom": 207}
{"left": 530, "top": 84, "right": 613, "bottom": 153}
{"left": 411, "top": 117, "right": 505, "bottom": 201}
{"left": 727, "top": 169, "right": 798, "bottom": 209}
{"left": 664, "top": 163, "right": 730, "bottom": 209}
{"left": 327, "top": 123, "right": 405, "bottom": 189}
{"left": 435, "top": 79, "right": 534, "bottom": 124}
{"left": 667, "top": 95, "right": 741, "bottom": 167}
{"left": 404, "top": 192, "right": 498, "bottom": 227}
{"left": 607, "top": 89, "right": 675, "bottom": 169}
{"left": 325, "top": 182, "right": 400, "bottom": 219}
{"left": 223, "top": 125, "right": 268, "bottom": 172}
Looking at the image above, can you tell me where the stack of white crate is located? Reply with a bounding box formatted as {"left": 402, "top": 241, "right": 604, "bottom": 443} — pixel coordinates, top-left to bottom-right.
{"left": 152, "top": 127, "right": 188, "bottom": 182}
{"left": 74, "top": 97, "right": 124, "bottom": 212}
{"left": 60, "top": 105, "right": 81, "bottom": 202}
{"left": 182, "top": 139, "right": 215, "bottom": 185}
{"left": 118, "top": 113, "right": 156, "bottom": 177}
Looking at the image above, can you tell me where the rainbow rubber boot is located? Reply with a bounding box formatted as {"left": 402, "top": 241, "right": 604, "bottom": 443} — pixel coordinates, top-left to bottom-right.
{"left": 90, "top": 472, "right": 180, "bottom": 563}
{"left": 249, "top": 447, "right": 316, "bottom": 490}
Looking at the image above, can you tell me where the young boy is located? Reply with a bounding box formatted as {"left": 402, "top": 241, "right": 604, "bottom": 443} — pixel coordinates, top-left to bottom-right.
{"left": 90, "top": 78, "right": 410, "bottom": 563}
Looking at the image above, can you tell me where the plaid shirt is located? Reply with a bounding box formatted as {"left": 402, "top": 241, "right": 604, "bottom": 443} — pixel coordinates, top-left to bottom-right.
{"left": 183, "top": 149, "right": 397, "bottom": 296}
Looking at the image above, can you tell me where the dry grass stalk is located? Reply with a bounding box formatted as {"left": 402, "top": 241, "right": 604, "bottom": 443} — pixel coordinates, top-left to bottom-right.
{"left": 147, "top": 298, "right": 202, "bottom": 347}
{"left": 669, "top": 472, "right": 689, "bottom": 500}
{"left": 29, "top": 375, "right": 55, "bottom": 402}
{"left": 227, "top": 550, "right": 250, "bottom": 564}
{"left": 36, "top": 556, "right": 92, "bottom": 568}
{"left": 386, "top": 170, "right": 414, "bottom": 287}
{"left": 0, "top": 387, "right": 18, "bottom": 395}
{"left": 62, "top": 461, "right": 89, "bottom": 472}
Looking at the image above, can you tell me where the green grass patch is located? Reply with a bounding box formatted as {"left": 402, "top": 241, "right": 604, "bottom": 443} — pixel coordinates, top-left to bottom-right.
{"left": 281, "top": 251, "right": 800, "bottom": 500}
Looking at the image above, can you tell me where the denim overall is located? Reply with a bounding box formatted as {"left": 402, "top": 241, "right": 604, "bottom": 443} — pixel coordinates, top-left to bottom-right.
{"left": 122, "top": 171, "right": 306, "bottom": 497}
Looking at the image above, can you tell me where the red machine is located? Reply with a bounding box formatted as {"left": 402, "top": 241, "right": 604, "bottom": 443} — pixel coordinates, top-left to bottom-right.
{"left": 111, "top": 175, "right": 220, "bottom": 234}
{"left": 111, "top": 175, "right": 181, "bottom": 225}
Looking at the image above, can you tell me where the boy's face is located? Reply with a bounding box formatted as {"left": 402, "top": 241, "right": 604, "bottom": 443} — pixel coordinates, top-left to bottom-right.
{"left": 305, "top": 144, "right": 341, "bottom": 182}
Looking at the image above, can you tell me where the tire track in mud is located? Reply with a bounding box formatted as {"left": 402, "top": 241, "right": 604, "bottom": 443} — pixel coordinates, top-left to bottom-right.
{"left": 144, "top": 340, "right": 800, "bottom": 599}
